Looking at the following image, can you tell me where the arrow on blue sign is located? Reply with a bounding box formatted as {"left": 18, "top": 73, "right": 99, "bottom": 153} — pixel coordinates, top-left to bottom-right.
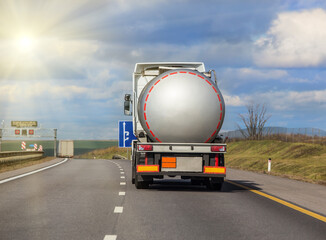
{"left": 119, "top": 121, "right": 137, "bottom": 148}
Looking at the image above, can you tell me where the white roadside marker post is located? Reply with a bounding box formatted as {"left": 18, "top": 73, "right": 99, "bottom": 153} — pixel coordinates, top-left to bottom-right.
{"left": 268, "top": 158, "right": 272, "bottom": 173}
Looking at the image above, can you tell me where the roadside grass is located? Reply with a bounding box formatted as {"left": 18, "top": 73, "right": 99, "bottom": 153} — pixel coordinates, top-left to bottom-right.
{"left": 226, "top": 140, "right": 326, "bottom": 185}
{"left": 0, "top": 157, "right": 56, "bottom": 174}
{"left": 77, "top": 146, "right": 131, "bottom": 160}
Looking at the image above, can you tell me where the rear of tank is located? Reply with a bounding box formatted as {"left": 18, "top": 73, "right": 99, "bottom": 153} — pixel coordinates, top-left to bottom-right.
{"left": 130, "top": 62, "right": 227, "bottom": 190}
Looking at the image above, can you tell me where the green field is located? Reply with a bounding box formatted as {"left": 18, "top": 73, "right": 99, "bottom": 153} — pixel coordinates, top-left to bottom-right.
{"left": 0, "top": 140, "right": 118, "bottom": 156}
{"left": 226, "top": 140, "right": 326, "bottom": 184}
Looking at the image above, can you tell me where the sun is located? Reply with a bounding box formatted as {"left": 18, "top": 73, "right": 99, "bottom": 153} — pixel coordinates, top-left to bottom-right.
{"left": 17, "top": 35, "right": 36, "bottom": 52}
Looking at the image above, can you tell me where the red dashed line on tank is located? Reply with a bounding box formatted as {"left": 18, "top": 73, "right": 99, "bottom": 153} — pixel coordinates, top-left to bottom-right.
{"left": 150, "top": 130, "right": 155, "bottom": 137}
{"left": 205, "top": 79, "right": 212, "bottom": 85}
{"left": 144, "top": 70, "right": 223, "bottom": 143}
{"left": 211, "top": 130, "right": 217, "bottom": 138}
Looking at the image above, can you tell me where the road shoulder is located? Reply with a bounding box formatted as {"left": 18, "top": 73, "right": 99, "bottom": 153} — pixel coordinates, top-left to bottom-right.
{"left": 0, "top": 158, "right": 65, "bottom": 181}
{"left": 227, "top": 168, "right": 326, "bottom": 217}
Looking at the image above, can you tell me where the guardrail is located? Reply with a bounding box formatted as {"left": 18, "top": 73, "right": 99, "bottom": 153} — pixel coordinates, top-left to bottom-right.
{"left": 0, "top": 151, "right": 44, "bottom": 164}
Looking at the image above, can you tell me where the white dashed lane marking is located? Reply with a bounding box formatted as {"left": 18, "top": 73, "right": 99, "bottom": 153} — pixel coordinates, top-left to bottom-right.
{"left": 103, "top": 235, "right": 117, "bottom": 240}
{"left": 119, "top": 192, "right": 125, "bottom": 196}
{"left": 120, "top": 172, "right": 125, "bottom": 175}
{"left": 114, "top": 206, "right": 123, "bottom": 213}
{"left": 120, "top": 176, "right": 125, "bottom": 179}
{"left": 120, "top": 182, "right": 126, "bottom": 185}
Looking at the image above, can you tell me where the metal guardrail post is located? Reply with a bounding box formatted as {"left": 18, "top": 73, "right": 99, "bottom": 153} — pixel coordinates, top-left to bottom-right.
{"left": 0, "top": 128, "right": 2, "bottom": 152}
{"left": 54, "top": 129, "right": 57, "bottom": 157}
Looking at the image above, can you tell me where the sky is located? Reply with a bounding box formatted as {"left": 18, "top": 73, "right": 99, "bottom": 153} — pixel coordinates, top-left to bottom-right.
{"left": 1, "top": 0, "right": 326, "bottom": 140}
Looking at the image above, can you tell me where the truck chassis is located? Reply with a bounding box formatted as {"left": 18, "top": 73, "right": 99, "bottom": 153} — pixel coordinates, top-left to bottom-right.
{"left": 131, "top": 141, "right": 226, "bottom": 190}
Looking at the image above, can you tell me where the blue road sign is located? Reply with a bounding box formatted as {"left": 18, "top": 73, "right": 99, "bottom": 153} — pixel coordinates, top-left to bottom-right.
{"left": 119, "top": 121, "right": 137, "bottom": 148}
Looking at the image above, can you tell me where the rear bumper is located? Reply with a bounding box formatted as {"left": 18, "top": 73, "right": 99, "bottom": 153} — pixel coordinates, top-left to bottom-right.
{"left": 132, "top": 141, "right": 226, "bottom": 181}
{"left": 136, "top": 171, "right": 226, "bottom": 178}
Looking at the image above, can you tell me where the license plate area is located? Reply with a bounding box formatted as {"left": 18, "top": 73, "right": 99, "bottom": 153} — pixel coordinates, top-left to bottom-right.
{"left": 161, "top": 156, "right": 202, "bottom": 172}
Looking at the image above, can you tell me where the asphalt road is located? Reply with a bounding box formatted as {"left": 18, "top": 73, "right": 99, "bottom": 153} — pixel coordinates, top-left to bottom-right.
{"left": 0, "top": 159, "right": 325, "bottom": 240}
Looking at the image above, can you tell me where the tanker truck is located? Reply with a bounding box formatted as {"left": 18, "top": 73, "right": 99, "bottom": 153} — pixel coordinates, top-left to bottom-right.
{"left": 124, "top": 62, "right": 226, "bottom": 190}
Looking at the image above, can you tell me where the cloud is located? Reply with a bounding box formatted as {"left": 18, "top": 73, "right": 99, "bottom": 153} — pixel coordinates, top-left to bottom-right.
{"left": 254, "top": 8, "right": 326, "bottom": 67}
{"left": 225, "top": 89, "right": 326, "bottom": 110}
{"left": 223, "top": 94, "right": 243, "bottom": 107}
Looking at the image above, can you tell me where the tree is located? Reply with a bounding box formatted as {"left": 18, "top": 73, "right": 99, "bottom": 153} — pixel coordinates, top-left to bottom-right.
{"left": 237, "top": 103, "right": 271, "bottom": 140}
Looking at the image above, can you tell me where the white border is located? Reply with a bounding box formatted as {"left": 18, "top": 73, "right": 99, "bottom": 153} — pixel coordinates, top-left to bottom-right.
{"left": 0, "top": 158, "right": 68, "bottom": 185}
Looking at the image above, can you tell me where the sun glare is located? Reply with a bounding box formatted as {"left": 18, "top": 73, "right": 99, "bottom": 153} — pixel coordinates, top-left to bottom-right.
{"left": 17, "top": 35, "right": 36, "bottom": 52}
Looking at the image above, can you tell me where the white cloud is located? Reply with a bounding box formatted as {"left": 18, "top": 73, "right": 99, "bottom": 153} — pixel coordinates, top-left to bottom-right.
{"left": 220, "top": 68, "right": 288, "bottom": 83}
{"left": 223, "top": 94, "right": 243, "bottom": 106}
{"left": 225, "top": 89, "right": 326, "bottom": 111}
{"left": 254, "top": 8, "right": 326, "bottom": 67}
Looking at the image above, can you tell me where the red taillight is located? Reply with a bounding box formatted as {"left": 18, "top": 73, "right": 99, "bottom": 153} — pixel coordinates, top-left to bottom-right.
{"left": 211, "top": 145, "right": 226, "bottom": 152}
{"left": 138, "top": 144, "right": 153, "bottom": 151}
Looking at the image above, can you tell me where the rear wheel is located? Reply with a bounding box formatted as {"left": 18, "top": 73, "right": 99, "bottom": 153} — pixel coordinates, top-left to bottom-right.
{"left": 191, "top": 178, "right": 203, "bottom": 185}
{"left": 135, "top": 175, "right": 149, "bottom": 189}
{"left": 206, "top": 182, "right": 223, "bottom": 191}
{"left": 206, "top": 178, "right": 223, "bottom": 191}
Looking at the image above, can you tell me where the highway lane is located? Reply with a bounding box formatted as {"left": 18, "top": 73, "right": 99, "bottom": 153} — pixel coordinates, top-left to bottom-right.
{"left": 0, "top": 159, "right": 124, "bottom": 240}
{"left": 0, "top": 159, "right": 325, "bottom": 240}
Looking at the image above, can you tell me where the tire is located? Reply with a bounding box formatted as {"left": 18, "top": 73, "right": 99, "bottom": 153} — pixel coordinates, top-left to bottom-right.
{"left": 131, "top": 147, "right": 136, "bottom": 185}
{"left": 191, "top": 179, "right": 202, "bottom": 185}
{"left": 206, "top": 181, "right": 223, "bottom": 191}
{"left": 135, "top": 175, "right": 149, "bottom": 189}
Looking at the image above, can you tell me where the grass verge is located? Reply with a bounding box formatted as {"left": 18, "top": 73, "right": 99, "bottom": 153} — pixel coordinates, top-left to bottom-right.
{"left": 226, "top": 140, "right": 326, "bottom": 185}
{"left": 77, "top": 146, "right": 131, "bottom": 160}
{"left": 0, "top": 157, "right": 56, "bottom": 174}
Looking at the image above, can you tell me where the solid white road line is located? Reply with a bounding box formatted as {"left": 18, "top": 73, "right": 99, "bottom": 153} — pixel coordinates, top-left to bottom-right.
{"left": 0, "top": 158, "right": 68, "bottom": 185}
{"left": 120, "top": 182, "right": 126, "bottom": 185}
{"left": 114, "top": 206, "right": 123, "bottom": 213}
{"left": 119, "top": 192, "right": 125, "bottom": 196}
{"left": 103, "top": 235, "right": 117, "bottom": 240}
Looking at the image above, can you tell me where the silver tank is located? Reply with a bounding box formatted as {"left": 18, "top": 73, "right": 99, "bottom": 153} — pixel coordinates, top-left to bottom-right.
{"left": 137, "top": 69, "right": 225, "bottom": 143}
